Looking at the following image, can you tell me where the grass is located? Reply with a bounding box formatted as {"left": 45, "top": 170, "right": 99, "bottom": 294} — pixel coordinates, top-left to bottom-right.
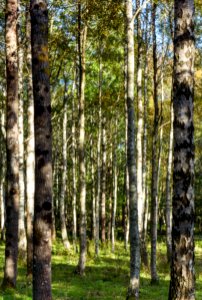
{"left": 0, "top": 238, "right": 201, "bottom": 299}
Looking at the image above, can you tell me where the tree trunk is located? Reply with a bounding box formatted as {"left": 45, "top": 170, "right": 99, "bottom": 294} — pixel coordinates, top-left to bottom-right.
{"left": 60, "top": 88, "right": 70, "bottom": 249}
{"left": 77, "top": 1, "right": 87, "bottom": 275}
{"left": 136, "top": 0, "right": 144, "bottom": 260}
{"left": 165, "top": 97, "right": 173, "bottom": 263}
{"left": 112, "top": 119, "right": 117, "bottom": 253}
{"left": 2, "top": 0, "right": 19, "bottom": 289}
{"left": 150, "top": 1, "right": 159, "bottom": 284}
{"left": 30, "top": 1, "right": 52, "bottom": 298}
{"left": 101, "top": 116, "right": 106, "bottom": 243}
{"left": 90, "top": 118, "right": 96, "bottom": 240}
{"left": 124, "top": 43, "right": 129, "bottom": 251}
{"left": 95, "top": 53, "right": 102, "bottom": 257}
{"left": 126, "top": 0, "right": 140, "bottom": 298}
{"left": 141, "top": 4, "right": 149, "bottom": 267}
{"left": 72, "top": 77, "right": 77, "bottom": 251}
{"left": 169, "top": 0, "right": 195, "bottom": 298}
{"left": 107, "top": 144, "right": 113, "bottom": 242}
{"left": 18, "top": 5, "right": 27, "bottom": 257}
{"left": 25, "top": 4, "right": 35, "bottom": 276}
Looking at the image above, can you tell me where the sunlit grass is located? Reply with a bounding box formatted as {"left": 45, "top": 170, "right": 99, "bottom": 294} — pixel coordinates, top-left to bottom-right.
{"left": 0, "top": 237, "right": 201, "bottom": 299}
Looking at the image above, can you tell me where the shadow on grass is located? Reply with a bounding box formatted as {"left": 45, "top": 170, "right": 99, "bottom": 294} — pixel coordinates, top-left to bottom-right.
{"left": 0, "top": 240, "right": 201, "bottom": 299}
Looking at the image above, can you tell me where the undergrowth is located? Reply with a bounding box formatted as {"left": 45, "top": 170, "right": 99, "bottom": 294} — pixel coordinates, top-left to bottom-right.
{"left": 0, "top": 238, "right": 201, "bottom": 299}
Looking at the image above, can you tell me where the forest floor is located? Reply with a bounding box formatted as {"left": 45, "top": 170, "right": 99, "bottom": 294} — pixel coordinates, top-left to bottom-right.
{"left": 0, "top": 238, "right": 201, "bottom": 299}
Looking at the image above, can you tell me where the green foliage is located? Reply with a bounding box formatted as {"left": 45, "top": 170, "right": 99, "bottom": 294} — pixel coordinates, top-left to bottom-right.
{"left": 0, "top": 239, "right": 202, "bottom": 299}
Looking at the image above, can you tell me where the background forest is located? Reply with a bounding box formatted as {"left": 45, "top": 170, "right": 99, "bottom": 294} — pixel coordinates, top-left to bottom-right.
{"left": 0, "top": 0, "right": 201, "bottom": 299}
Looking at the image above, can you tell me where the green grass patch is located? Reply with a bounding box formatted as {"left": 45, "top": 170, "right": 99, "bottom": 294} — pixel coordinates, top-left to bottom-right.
{"left": 0, "top": 238, "right": 201, "bottom": 299}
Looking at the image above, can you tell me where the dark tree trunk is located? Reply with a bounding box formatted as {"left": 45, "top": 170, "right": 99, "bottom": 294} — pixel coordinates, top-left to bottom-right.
{"left": 169, "top": 0, "right": 195, "bottom": 299}
{"left": 30, "top": 1, "right": 52, "bottom": 299}
{"left": 2, "top": 0, "right": 19, "bottom": 289}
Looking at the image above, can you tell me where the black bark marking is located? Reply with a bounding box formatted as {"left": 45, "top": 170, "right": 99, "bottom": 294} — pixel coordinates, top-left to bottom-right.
{"left": 5, "top": 250, "right": 10, "bottom": 258}
{"left": 42, "top": 201, "right": 52, "bottom": 211}
{"left": 47, "top": 105, "right": 51, "bottom": 114}
{"left": 38, "top": 157, "right": 46, "bottom": 169}
{"left": 35, "top": 205, "right": 41, "bottom": 213}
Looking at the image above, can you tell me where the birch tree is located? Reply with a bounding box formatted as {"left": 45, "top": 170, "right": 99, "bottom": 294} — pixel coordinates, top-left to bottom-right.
{"left": 2, "top": 0, "right": 19, "bottom": 288}
{"left": 126, "top": 0, "right": 140, "bottom": 298}
{"left": 30, "top": 0, "right": 53, "bottom": 298}
{"left": 169, "top": 0, "right": 195, "bottom": 298}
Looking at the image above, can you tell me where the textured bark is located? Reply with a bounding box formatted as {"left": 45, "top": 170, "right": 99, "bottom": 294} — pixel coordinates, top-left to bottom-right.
{"left": 2, "top": 0, "right": 19, "bottom": 289}
{"left": 18, "top": 5, "right": 27, "bottom": 257}
{"left": 77, "top": 1, "right": 87, "bottom": 275}
{"left": 112, "top": 119, "right": 117, "bottom": 253}
{"left": 150, "top": 1, "right": 159, "bottom": 284}
{"left": 126, "top": 0, "right": 140, "bottom": 298}
{"left": 169, "top": 0, "right": 195, "bottom": 299}
{"left": 25, "top": 4, "right": 35, "bottom": 276}
{"left": 60, "top": 92, "right": 70, "bottom": 249}
{"left": 101, "top": 116, "right": 106, "bottom": 243}
{"left": 30, "top": 1, "right": 52, "bottom": 299}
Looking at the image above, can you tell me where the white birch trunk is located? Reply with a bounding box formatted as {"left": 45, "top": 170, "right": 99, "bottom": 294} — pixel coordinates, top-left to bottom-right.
{"left": 126, "top": 0, "right": 140, "bottom": 297}
{"left": 60, "top": 95, "right": 70, "bottom": 249}
{"left": 72, "top": 77, "right": 77, "bottom": 251}
{"left": 111, "top": 119, "right": 117, "bottom": 253}
{"left": 25, "top": 6, "right": 35, "bottom": 275}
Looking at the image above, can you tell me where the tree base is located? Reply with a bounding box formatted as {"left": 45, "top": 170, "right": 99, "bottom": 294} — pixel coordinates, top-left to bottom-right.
{"left": 126, "top": 285, "right": 139, "bottom": 300}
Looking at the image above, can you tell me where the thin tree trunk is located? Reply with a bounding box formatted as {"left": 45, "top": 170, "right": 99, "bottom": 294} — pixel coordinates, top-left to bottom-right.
{"left": 124, "top": 43, "right": 129, "bottom": 251}
{"left": 2, "top": 0, "right": 19, "bottom": 289}
{"left": 136, "top": 0, "right": 144, "bottom": 260}
{"left": 77, "top": 1, "right": 87, "bottom": 275}
{"left": 18, "top": 4, "right": 27, "bottom": 257}
{"left": 101, "top": 115, "right": 106, "bottom": 243}
{"left": 95, "top": 52, "right": 102, "bottom": 257}
{"left": 108, "top": 145, "right": 113, "bottom": 242}
{"left": 169, "top": 0, "right": 195, "bottom": 298}
{"left": 112, "top": 119, "right": 117, "bottom": 253}
{"left": 165, "top": 98, "right": 173, "bottom": 263}
{"left": 126, "top": 0, "right": 140, "bottom": 298}
{"left": 141, "top": 4, "right": 149, "bottom": 267}
{"left": 150, "top": 1, "right": 159, "bottom": 284}
{"left": 90, "top": 119, "right": 96, "bottom": 240}
{"left": 30, "top": 1, "right": 52, "bottom": 298}
{"left": 25, "top": 4, "right": 35, "bottom": 276}
{"left": 72, "top": 77, "right": 77, "bottom": 251}
{"left": 60, "top": 89, "right": 70, "bottom": 249}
